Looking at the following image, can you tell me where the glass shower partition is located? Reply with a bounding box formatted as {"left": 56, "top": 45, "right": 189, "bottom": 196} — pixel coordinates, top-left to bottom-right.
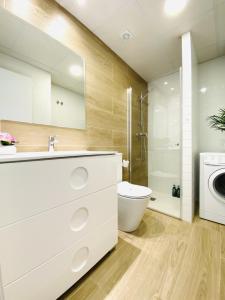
{"left": 147, "top": 72, "right": 181, "bottom": 218}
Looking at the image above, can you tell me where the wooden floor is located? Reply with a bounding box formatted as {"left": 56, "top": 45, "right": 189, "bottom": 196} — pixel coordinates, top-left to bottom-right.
{"left": 60, "top": 210, "right": 225, "bottom": 300}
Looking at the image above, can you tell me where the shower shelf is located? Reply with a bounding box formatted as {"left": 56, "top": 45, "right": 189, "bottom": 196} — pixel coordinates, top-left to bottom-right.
{"left": 149, "top": 170, "right": 179, "bottom": 179}
{"left": 149, "top": 147, "right": 180, "bottom": 151}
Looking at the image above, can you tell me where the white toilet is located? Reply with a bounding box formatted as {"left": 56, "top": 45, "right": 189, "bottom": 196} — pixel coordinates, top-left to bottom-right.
{"left": 116, "top": 153, "right": 152, "bottom": 232}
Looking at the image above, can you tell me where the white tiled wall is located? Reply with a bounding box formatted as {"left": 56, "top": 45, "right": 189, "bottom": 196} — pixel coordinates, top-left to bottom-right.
{"left": 191, "top": 40, "right": 200, "bottom": 220}
{"left": 181, "top": 32, "right": 199, "bottom": 223}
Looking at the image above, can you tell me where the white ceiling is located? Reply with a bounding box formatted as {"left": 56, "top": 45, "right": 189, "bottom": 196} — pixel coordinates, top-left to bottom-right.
{"left": 56, "top": 0, "right": 225, "bottom": 82}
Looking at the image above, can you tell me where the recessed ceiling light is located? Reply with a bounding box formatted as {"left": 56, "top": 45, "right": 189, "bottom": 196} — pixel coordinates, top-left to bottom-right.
{"left": 47, "top": 16, "right": 67, "bottom": 38}
{"left": 164, "top": 81, "right": 168, "bottom": 85}
{"left": 70, "top": 65, "right": 82, "bottom": 77}
{"left": 200, "top": 87, "right": 207, "bottom": 94}
{"left": 121, "top": 30, "right": 134, "bottom": 40}
{"left": 77, "top": 0, "right": 86, "bottom": 6}
{"left": 164, "top": 0, "right": 188, "bottom": 16}
{"left": 10, "top": 0, "right": 30, "bottom": 18}
{"left": 170, "top": 87, "right": 175, "bottom": 91}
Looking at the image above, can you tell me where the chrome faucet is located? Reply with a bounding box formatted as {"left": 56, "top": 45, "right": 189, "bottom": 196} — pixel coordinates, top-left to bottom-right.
{"left": 48, "top": 136, "right": 57, "bottom": 152}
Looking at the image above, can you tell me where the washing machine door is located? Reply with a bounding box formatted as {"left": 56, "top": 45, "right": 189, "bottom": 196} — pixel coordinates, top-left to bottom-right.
{"left": 208, "top": 168, "right": 225, "bottom": 203}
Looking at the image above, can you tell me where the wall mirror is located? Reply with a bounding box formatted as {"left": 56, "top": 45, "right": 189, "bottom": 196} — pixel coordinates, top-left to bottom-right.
{"left": 0, "top": 8, "right": 86, "bottom": 130}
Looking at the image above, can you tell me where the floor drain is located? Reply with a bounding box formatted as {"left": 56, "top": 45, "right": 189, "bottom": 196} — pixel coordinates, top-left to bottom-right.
{"left": 150, "top": 197, "right": 156, "bottom": 201}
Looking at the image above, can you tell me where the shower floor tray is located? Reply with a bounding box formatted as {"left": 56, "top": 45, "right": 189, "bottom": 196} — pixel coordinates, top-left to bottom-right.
{"left": 147, "top": 191, "right": 180, "bottom": 219}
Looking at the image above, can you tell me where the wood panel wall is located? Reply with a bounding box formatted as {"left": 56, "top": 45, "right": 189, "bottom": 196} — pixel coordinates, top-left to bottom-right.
{"left": 0, "top": 0, "right": 148, "bottom": 185}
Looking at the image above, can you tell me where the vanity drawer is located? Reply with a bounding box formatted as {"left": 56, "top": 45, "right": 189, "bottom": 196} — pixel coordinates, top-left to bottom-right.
{"left": 0, "top": 186, "right": 117, "bottom": 286}
{"left": 3, "top": 216, "right": 117, "bottom": 300}
{"left": 0, "top": 155, "right": 117, "bottom": 227}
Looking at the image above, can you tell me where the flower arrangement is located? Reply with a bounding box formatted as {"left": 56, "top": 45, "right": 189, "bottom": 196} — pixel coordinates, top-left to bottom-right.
{"left": 0, "top": 132, "right": 17, "bottom": 146}
{"left": 208, "top": 108, "right": 225, "bottom": 132}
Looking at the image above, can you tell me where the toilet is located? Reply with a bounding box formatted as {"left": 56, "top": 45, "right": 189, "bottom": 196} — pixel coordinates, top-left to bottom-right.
{"left": 116, "top": 153, "right": 152, "bottom": 232}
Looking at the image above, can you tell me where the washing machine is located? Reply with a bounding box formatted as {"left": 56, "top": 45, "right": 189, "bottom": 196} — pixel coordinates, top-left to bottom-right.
{"left": 200, "top": 153, "right": 225, "bottom": 225}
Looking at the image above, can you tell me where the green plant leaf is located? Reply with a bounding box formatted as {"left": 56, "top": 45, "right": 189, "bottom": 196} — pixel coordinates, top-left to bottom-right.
{"left": 207, "top": 108, "right": 225, "bottom": 132}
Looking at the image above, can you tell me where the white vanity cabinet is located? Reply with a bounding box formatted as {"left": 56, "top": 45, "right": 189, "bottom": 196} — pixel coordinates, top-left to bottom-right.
{"left": 0, "top": 153, "right": 118, "bottom": 300}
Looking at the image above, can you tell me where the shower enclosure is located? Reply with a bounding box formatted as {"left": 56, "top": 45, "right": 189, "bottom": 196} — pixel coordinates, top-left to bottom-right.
{"left": 127, "top": 32, "right": 197, "bottom": 222}
{"left": 147, "top": 72, "right": 181, "bottom": 218}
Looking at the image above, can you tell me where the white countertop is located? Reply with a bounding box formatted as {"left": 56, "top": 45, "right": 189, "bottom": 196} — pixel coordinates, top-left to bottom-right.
{"left": 0, "top": 151, "right": 117, "bottom": 163}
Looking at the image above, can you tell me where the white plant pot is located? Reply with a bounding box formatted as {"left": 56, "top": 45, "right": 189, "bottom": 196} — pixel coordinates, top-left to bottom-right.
{"left": 0, "top": 145, "right": 17, "bottom": 155}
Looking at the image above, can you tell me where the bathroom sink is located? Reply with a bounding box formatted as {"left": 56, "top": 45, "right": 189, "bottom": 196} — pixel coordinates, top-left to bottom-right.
{"left": 0, "top": 150, "right": 116, "bottom": 163}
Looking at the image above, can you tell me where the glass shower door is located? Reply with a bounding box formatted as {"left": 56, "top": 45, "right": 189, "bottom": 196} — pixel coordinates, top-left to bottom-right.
{"left": 147, "top": 72, "right": 181, "bottom": 218}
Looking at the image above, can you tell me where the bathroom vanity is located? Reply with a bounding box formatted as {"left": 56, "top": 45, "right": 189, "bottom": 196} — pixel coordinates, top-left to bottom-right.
{"left": 0, "top": 151, "right": 118, "bottom": 300}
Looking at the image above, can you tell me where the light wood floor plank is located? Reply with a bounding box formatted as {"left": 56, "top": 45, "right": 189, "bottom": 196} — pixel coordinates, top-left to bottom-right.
{"left": 60, "top": 210, "right": 224, "bottom": 300}
{"left": 220, "top": 225, "right": 225, "bottom": 259}
{"left": 169, "top": 225, "right": 221, "bottom": 300}
{"left": 220, "top": 258, "right": 225, "bottom": 300}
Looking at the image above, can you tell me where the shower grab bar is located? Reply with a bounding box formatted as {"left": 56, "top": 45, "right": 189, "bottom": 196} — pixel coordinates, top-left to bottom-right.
{"left": 127, "top": 87, "right": 132, "bottom": 182}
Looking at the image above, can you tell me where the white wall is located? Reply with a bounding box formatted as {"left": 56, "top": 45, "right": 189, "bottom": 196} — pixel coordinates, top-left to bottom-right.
{"left": 51, "top": 84, "right": 85, "bottom": 129}
{"left": 0, "top": 53, "right": 51, "bottom": 125}
{"left": 199, "top": 56, "right": 225, "bottom": 152}
{"left": 181, "top": 32, "right": 199, "bottom": 223}
{"left": 0, "top": 67, "right": 32, "bottom": 123}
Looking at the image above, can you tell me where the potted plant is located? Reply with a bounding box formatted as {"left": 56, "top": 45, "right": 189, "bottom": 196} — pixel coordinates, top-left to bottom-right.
{"left": 0, "top": 132, "right": 17, "bottom": 154}
{"left": 208, "top": 108, "right": 225, "bottom": 132}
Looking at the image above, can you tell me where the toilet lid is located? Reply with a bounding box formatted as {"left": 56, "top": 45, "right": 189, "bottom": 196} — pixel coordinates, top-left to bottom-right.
{"left": 118, "top": 181, "right": 152, "bottom": 199}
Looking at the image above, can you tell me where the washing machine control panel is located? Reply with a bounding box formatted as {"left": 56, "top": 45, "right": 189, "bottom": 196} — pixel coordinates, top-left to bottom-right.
{"left": 201, "top": 153, "right": 225, "bottom": 166}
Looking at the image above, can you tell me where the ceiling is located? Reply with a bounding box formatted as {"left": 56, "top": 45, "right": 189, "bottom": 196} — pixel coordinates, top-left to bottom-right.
{"left": 56, "top": 0, "right": 225, "bottom": 82}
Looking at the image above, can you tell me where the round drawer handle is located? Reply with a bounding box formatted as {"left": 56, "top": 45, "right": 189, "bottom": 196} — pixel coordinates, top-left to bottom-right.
{"left": 70, "top": 207, "right": 89, "bottom": 232}
{"left": 71, "top": 247, "right": 89, "bottom": 273}
{"left": 70, "top": 167, "right": 88, "bottom": 190}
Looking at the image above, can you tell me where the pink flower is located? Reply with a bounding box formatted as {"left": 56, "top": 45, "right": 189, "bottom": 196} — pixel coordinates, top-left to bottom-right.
{"left": 0, "top": 132, "right": 16, "bottom": 145}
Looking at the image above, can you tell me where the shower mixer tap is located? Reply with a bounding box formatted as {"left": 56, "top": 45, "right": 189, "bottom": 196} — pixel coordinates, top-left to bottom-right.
{"left": 136, "top": 132, "right": 147, "bottom": 137}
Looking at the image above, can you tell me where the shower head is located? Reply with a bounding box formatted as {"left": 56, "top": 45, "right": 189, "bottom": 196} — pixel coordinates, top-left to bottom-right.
{"left": 139, "top": 90, "right": 149, "bottom": 103}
